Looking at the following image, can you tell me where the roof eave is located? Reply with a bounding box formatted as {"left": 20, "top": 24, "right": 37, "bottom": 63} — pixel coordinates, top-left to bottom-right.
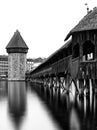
{"left": 64, "top": 32, "right": 72, "bottom": 41}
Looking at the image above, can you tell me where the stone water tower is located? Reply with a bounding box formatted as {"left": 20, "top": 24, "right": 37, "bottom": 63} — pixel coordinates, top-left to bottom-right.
{"left": 6, "top": 30, "right": 29, "bottom": 81}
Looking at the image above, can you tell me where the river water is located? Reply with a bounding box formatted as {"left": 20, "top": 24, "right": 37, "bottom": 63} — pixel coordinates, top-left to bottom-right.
{"left": 0, "top": 80, "right": 97, "bottom": 130}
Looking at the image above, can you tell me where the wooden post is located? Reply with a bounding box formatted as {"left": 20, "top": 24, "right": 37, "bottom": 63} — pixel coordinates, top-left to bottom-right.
{"left": 50, "top": 77, "right": 54, "bottom": 105}
{"left": 79, "top": 44, "right": 83, "bottom": 62}
{"left": 79, "top": 79, "right": 84, "bottom": 95}
{"left": 94, "top": 34, "right": 97, "bottom": 60}
{"left": 57, "top": 76, "right": 61, "bottom": 105}
{"left": 94, "top": 33, "right": 97, "bottom": 79}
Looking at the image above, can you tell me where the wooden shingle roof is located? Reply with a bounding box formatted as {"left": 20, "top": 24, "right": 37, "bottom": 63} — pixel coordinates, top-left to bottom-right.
{"left": 30, "top": 39, "right": 72, "bottom": 74}
{"left": 65, "top": 7, "right": 97, "bottom": 40}
{"left": 6, "top": 30, "right": 28, "bottom": 49}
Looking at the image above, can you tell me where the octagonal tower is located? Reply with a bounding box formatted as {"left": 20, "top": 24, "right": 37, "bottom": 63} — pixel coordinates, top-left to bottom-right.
{"left": 6, "top": 30, "right": 29, "bottom": 81}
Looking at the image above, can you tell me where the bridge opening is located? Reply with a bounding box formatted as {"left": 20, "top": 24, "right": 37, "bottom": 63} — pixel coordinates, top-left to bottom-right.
{"left": 72, "top": 43, "right": 79, "bottom": 59}
{"left": 67, "top": 43, "right": 72, "bottom": 56}
{"left": 83, "top": 40, "right": 94, "bottom": 61}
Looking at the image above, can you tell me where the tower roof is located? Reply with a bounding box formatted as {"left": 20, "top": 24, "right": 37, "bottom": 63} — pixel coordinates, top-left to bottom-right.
{"left": 65, "top": 7, "right": 97, "bottom": 40}
{"left": 6, "top": 30, "right": 29, "bottom": 49}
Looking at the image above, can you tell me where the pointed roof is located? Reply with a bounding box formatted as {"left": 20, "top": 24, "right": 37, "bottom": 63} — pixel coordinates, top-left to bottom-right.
{"left": 6, "top": 30, "right": 28, "bottom": 49}
{"left": 65, "top": 7, "right": 97, "bottom": 40}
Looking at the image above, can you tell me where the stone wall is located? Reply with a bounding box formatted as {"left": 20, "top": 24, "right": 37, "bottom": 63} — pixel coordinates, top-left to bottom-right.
{"left": 8, "top": 53, "right": 26, "bottom": 80}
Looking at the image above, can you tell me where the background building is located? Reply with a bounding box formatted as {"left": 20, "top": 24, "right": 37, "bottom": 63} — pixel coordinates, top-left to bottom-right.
{"left": 0, "top": 55, "right": 46, "bottom": 78}
{"left": 26, "top": 57, "right": 46, "bottom": 72}
{"left": 0, "top": 55, "right": 8, "bottom": 78}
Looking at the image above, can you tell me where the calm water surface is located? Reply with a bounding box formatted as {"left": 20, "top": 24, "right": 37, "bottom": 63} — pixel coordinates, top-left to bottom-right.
{"left": 0, "top": 80, "right": 97, "bottom": 130}
{"left": 0, "top": 81, "right": 60, "bottom": 130}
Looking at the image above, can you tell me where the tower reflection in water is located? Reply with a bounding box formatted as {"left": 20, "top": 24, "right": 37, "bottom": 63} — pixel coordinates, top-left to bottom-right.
{"left": 8, "top": 81, "right": 26, "bottom": 129}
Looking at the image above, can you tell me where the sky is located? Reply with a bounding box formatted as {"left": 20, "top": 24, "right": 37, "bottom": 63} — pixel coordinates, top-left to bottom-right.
{"left": 0, "top": 0, "right": 97, "bottom": 58}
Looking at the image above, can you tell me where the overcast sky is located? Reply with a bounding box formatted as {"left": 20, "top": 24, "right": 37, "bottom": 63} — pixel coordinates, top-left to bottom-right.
{"left": 0, "top": 0, "right": 97, "bottom": 58}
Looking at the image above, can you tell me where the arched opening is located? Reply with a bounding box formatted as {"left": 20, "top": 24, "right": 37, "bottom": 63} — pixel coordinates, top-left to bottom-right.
{"left": 83, "top": 40, "right": 94, "bottom": 61}
{"left": 73, "top": 43, "right": 79, "bottom": 59}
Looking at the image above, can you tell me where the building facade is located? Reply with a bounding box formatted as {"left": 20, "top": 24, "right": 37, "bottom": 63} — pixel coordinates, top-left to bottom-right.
{"left": 26, "top": 58, "right": 46, "bottom": 72}
{"left": 0, "top": 55, "right": 8, "bottom": 78}
{"left": 0, "top": 55, "right": 45, "bottom": 79}
{"left": 26, "top": 58, "right": 34, "bottom": 72}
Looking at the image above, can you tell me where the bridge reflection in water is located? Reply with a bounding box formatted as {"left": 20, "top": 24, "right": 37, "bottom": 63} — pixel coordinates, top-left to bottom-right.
{"left": 31, "top": 78, "right": 97, "bottom": 130}
{"left": 0, "top": 80, "right": 96, "bottom": 130}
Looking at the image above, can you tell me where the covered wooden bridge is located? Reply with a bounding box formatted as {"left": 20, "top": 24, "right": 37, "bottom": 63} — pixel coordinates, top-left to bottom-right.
{"left": 30, "top": 7, "right": 97, "bottom": 95}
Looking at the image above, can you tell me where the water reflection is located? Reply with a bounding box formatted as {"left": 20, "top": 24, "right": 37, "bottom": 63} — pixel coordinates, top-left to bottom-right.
{"left": 0, "top": 80, "right": 97, "bottom": 130}
{"left": 36, "top": 78, "right": 97, "bottom": 130}
{"left": 7, "top": 81, "right": 61, "bottom": 130}
{"left": 70, "top": 107, "right": 80, "bottom": 130}
{"left": 68, "top": 89, "right": 97, "bottom": 130}
{"left": 8, "top": 81, "right": 26, "bottom": 130}
{"left": 0, "top": 81, "right": 7, "bottom": 99}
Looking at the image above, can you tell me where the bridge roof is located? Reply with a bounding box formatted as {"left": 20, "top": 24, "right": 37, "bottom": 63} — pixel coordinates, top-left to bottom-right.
{"left": 6, "top": 30, "right": 28, "bottom": 49}
{"left": 43, "top": 39, "right": 72, "bottom": 62}
{"left": 65, "top": 7, "right": 97, "bottom": 40}
{"left": 30, "top": 39, "right": 72, "bottom": 74}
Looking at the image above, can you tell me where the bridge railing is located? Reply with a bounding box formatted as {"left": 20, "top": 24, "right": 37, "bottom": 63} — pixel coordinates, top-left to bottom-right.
{"left": 79, "top": 60, "right": 96, "bottom": 79}
{"left": 31, "top": 55, "right": 72, "bottom": 78}
{"left": 51, "top": 55, "right": 72, "bottom": 74}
